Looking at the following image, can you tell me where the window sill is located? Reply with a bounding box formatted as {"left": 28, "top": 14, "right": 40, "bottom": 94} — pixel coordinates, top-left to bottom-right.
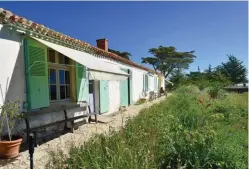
{"left": 50, "top": 99, "right": 73, "bottom": 104}
{"left": 24, "top": 100, "right": 79, "bottom": 115}
{"left": 49, "top": 100, "right": 79, "bottom": 110}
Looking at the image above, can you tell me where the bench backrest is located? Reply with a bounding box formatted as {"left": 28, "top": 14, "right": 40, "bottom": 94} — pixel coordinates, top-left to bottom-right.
{"left": 23, "top": 102, "right": 90, "bottom": 129}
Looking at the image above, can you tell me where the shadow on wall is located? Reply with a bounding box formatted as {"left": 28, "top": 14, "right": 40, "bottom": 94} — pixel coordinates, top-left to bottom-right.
{"left": 0, "top": 24, "right": 25, "bottom": 105}
{"left": 0, "top": 25, "right": 26, "bottom": 137}
{"left": 4, "top": 48, "right": 26, "bottom": 108}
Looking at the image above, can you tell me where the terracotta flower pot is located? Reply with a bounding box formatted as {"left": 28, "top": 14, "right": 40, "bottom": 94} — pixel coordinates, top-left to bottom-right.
{"left": 0, "top": 136, "right": 22, "bottom": 159}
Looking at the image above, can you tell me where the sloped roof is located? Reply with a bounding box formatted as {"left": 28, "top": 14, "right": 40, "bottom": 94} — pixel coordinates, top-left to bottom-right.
{"left": 0, "top": 8, "right": 159, "bottom": 74}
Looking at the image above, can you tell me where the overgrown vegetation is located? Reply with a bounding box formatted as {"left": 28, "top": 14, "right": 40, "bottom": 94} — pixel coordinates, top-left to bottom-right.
{"left": 46, "top": 86, "right": 248, "bottom": 169}
{"left": 168, "top": 55, "right": 248, "bottom": 91}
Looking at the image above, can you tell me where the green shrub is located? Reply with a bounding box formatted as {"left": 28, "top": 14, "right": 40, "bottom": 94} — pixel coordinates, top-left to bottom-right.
{"left": 216, "top": 89, "right": 228, "bottom": 99}
{"left": 46, "top": 87, "right": 248, "bottom": 169}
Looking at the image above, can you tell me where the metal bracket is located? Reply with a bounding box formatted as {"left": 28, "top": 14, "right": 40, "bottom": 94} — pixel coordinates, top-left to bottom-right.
{"left": 8, "top": 26, "right": 13, "bottom": 36}
{"left": 23, "top": 102, "right": 28, "bottom": 109}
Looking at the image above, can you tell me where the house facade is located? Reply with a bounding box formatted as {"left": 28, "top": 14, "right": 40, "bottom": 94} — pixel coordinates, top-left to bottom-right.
{"left": 0, "top": 8, "right": 165, "bottom": 136}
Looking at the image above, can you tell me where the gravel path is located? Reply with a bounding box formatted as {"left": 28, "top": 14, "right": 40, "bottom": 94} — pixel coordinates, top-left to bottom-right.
{"left": 0, "top": 96, "right": 166, "bottom": 169}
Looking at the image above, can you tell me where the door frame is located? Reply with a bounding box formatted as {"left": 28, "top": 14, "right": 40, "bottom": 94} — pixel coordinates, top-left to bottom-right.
{"left": 89, "top": 80, "right": 95, "bottom": 113}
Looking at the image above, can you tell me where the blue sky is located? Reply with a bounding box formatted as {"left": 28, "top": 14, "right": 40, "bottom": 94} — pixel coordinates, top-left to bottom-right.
{"left": 1, "top": 2, "right": 248, "bottom": 72}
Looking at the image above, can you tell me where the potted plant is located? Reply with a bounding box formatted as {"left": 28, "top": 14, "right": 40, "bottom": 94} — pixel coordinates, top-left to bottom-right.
{"left": 0, "top": 99, "right": 23, "bottom": 159}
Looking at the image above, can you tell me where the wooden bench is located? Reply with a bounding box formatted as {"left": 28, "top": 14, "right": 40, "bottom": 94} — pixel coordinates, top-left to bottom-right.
{"left": 23, "top": 102, "right": 98, "bottom": 146}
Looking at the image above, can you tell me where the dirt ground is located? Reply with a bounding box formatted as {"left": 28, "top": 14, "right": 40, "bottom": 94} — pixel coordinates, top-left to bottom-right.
{"left": 0, "top": 96, "right": 167, "bottom": 169}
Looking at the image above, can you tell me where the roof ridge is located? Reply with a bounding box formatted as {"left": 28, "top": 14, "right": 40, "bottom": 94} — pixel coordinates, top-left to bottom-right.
{"left": 0, "top": 8, "right": 160, "bottom": 74}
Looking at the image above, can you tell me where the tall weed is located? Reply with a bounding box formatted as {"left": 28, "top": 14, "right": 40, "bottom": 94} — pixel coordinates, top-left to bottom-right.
{"left": 46, "top": 87, "right": 248, "bottom": 169}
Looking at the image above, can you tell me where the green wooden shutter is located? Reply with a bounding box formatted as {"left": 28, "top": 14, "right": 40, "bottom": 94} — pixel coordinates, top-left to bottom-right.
{"left": 99, "top": 80, "right": 109, "bottom": 113}
{"left": 128, "top": 69, "right": 133, "bottom": 105}
{"left": 76, "top": 63, "right": 89, "bottom": 102}
{"left": 24, "top": 39, "right": 49, "bottom": 110}
{"left": 120, "top": 68, "right": 129, "bottom": 107}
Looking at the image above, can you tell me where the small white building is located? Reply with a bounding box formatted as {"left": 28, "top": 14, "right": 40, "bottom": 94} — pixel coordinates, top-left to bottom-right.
{"left": 0, "top": 8, "right": 165, "bottom": 137}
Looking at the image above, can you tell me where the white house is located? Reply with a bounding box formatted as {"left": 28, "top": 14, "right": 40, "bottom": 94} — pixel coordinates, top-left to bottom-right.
{"left": 0, "top": 8, "right": 165, "bottom": 137}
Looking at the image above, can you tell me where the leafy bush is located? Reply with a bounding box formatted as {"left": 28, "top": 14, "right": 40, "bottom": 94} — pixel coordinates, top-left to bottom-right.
{"left": 0, "top": 99, "right": 22, "bottom": 141}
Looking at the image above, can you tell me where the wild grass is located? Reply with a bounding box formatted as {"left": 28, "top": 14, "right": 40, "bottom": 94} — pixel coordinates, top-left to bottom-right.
{"left": 46, "top": 86, "right": 248, "bottom": 169}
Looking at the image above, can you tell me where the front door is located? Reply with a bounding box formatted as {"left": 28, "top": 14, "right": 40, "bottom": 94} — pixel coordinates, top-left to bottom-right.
{"left": 99, "top": 80, "right": 109, "bottom": 113}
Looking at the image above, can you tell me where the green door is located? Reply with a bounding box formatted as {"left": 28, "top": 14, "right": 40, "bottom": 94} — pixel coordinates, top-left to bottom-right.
{"left": 99, "top": 80, "right": 109, "bottom": 113}
{"left": 120, "top": 69, "right": 129, "bottom": 107}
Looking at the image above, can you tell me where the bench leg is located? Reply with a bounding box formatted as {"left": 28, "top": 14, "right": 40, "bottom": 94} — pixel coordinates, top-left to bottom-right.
{"left": 95, "top": 114, "right": 98, "bottom": 124}
{"left": 26, "top": 132, "right": 29, "bottom": 144}
{"left": 34, "top": 132, "right": 37, "bottom": 147}
{"left": 70, "top": 121, "right": 74, "bottom": 133}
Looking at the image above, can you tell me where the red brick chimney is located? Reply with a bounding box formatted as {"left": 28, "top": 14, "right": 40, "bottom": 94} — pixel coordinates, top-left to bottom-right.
{"left": 96, "top": 38, "right": 108, "bottom": 51}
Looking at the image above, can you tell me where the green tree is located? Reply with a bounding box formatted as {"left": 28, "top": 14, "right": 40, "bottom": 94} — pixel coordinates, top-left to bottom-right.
{"left": 211, "top": 69, "right": 231, "bottom": 85}
{"left": 204, "top": 64, "right": 212, "bottom": 78}
{"left": 218, "top": 55, "right": 247, "bottom": 84}
{"left": 141, "top": 46, "right": 196, "bottom": 78}
{"left": 108, "top": 48, "right": 131, "bottom": 60}
{"left": 204, "top": 64, "right": 212, "bottom": 74}
{"left": 168, "top": 68, "right": 187, "bottom": 90}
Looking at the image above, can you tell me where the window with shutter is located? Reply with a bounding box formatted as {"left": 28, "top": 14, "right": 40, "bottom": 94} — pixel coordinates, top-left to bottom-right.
{"left": 47, "top": 51, "right": 72, "bottom": 101}
{"left": 24, "top": 39, "right": 49, "bottom": 110}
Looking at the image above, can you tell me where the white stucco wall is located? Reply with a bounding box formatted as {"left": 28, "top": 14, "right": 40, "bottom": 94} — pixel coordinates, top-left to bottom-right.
{"left": 0, "top": 24, "right": 26, "bottom": 109}
{"left": 161, "top": 77, "right": 165, "bottom": 90}
{"left": 97, "top": 58, "right": 148, "bottom": 105}
{"left": 108, "top": 81, "right": 120, "bottom": 114}
{"left": 99, "top": 57, "right": 163, "bottom": 104}
{"left": 0, "top": 25, "right": 159, "bottom": 116}
{"left": 155, "top": 77, "right": 159, "bottom": 91}
{"left": 131, "top": 69, "right": 145, "bottom": 102}
{"left": 148, "top": 75, "right": 155, "bottom": 91}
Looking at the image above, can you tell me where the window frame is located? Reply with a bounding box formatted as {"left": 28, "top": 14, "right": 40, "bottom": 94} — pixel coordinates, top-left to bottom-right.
{"left": 47, "top": 49, "right": 72, "bottom": 102}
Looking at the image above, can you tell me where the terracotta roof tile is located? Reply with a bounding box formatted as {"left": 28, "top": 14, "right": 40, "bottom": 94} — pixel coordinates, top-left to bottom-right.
{"left": 0, "top": 8, "right": 161, "bottom": 74}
